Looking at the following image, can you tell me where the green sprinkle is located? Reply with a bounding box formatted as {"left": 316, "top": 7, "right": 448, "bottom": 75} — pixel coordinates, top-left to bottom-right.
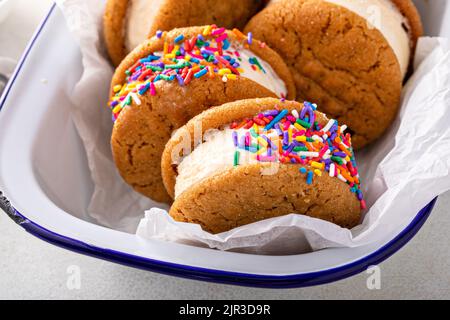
{"left": 234, "top": 151, "right": 240, "bottom": 166}
{"left": 331, "top": 156, "right": 344, "bottom": 164}
{"left": 160, "top": 75, "right": 172, "bottom": 81}
{"left": 296, "top": 119, "right": 311, "bottom": 128}
{"left": 249, "top": 128, "right": 258, "bottom": 137}
{"left": 166, "top": 62, "right": 187, "bottom": 69}
{"left": 294, "top": 146, "right": 309, "bottom": 152}
{"left": 147, "top": 66, "right": 163, "bottom": 71}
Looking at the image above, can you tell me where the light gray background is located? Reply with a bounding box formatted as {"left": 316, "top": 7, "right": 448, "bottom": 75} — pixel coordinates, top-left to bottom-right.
{"left": 1, "top": 1, "right": 449, "bottom": 300}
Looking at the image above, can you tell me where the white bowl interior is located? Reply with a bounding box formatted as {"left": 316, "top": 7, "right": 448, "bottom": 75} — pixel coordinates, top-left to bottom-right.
{"left": 0, "top": 1, "right": 447, "bottom": 276}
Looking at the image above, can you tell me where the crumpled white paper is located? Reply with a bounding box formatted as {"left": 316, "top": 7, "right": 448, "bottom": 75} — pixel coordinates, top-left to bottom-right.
{"left": 57, "top": 0, "right": 450, "bottom": 253}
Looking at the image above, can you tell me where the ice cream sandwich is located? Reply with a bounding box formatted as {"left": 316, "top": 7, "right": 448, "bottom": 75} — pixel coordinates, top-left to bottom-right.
{"left": 109, "top": 26, "right": 296, "bottom": 203}
{"left": 162, "top": 98, "right": 364, "bottom": 233}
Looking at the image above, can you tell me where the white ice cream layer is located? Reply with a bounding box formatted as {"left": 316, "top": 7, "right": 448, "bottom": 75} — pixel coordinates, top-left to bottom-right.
{"left": 325, "top": 0, "right": 411, "bottom": 78}
{"left": 235, "top": 47, "right": 288, "bottom": 98}
{"left": 175, "top": 128, "right": 256, "bottom": 199}
{"left": 125, "top": 0, "right": 164, "bottom": 52}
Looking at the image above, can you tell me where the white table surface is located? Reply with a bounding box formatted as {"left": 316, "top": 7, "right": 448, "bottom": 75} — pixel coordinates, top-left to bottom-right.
{"left": 1, "top": 0, "right": 450, "bottom": 300}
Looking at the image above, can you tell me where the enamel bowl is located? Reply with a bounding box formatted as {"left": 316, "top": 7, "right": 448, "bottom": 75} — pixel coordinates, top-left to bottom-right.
{"left": 0, "top": 1, "right": 445, "bottom": 288}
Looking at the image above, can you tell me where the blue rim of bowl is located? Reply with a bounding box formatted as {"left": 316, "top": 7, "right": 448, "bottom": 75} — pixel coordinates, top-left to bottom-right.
{"left": 0, "top": 3, "right": 438, "bottom": 288}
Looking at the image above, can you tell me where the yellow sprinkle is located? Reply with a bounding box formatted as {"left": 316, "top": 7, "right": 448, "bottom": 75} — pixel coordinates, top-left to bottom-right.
{"left": 257, "top": 147, "right": 267, "bottom": 155}
{"left": 295, "top": 136, "right": 307, "bottom": 142}
{"left": 294, "top": 123, "right": 306, "bottom": 131}
{"left": 288, "top": 127, "right": 293, "bottom": 143}
{"left": 203, "top": 25, "right": 212, "bottom": 36}
{"left": 112, "top": 105, "right": 122, "bottom": 114}
{"left": 311, "top": 161, "right": 325, "bottom": 170}
{"left": 163, "top": 42, "right": 168, "bottom": 54}
{"left": 165, "top": 53, "right": 175, "bottom": 59}
{"left": 172, "top": 45, "right": 179, "bottom": 54}
{"left": 185, "top": 55, "right": 191, "bottom": 61}
{"left": 218, "top": 68, "right": 231, "bottom": 75}
{"left": 236, "top": 68, "right": 244, "bottom": 73}
{"left": 314, "top": 169, "right": 322, "bottom": 177}
{"left": 257, "top": 137, "right": 268, "bottom": 147}
{"left": 226, "top": 74, "right": 237, "bottom": 80}
{"left": 253, "top": 123, "right": 259, "bottom": 134}
{"left": 113, "top": 85, "right": 122, "bottom": 93}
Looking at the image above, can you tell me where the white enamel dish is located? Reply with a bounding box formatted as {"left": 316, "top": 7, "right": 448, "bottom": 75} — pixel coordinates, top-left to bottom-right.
{"left": 0, "top": 2, "right": 446, "bottom": 288}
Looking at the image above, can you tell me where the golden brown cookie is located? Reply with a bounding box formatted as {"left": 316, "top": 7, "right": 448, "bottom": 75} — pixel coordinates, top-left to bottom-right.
{"left": 104, "top": 0, "right": 264, "bottom": 66}
{"left": 109, "top": 26, "right": 296, "bottom": 203}
{"left": 245, "top": 0, "right": 423, "bottom": 149}
{"left": 162, "top": 98, "right": 364, "bottom": 234}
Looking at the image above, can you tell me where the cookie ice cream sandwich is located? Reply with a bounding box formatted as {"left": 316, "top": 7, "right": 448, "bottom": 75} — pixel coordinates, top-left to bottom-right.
{"left": 245, "top": 0, "right": 423, "bottom": 149}
{"left": 162, "top": 98, "right": 364, "bottom": 234}
{"left": 104, "top": 0, "right": 264, "bottom": 65}
{"left": 109, "top": 26, "right": 296, "bottom": 203}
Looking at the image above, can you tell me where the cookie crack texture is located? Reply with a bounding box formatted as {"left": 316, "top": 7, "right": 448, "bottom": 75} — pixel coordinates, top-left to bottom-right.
{"left": 245, "top": 0, "right": 402, "bottom": 149}
{"left": 170, "top": 163, "right": 361, "bottom": 234}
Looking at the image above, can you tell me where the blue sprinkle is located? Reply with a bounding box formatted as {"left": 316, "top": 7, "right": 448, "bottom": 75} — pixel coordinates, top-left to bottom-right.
{"left": 140, "top": 55, "right": 160, "bottom": 62}
{"left": 306, "top": 171, "right": 314, "bottom": 185}
{"left": 223, "top": 39, "right": 231, "bottom": 50}
{"left": 174, "top": 34, "right": 184, "bottom": 44}
{"left": 265, "top": 109, "right": 289, "bottom": 130}
{"left": 194, "top": 68, "right": 208, "bottom": 78}
{"left": 138, "top": 83, "right": 150, "bottom": 95}
{"left": 300, "top": 167, "right": 307, "bottom": 174}
{"left": 156, "top": 30, "right": 163, "bottom": 38}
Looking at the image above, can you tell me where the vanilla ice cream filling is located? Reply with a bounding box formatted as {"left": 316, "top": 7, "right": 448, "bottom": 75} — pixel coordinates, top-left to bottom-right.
{"left": 125, "top": 0, "right": 164, "bottom": 52}
{"left": 175, "top": 127, "right": 257, "bottom": 198}
{"left": 148, "top": 45, "right": 288, "bottom": 98}
{"left": 232, "top": 47, "right": 288, "bottom": 97}
{"left": 325, "top": 0, "right": 411, "bottom": 77}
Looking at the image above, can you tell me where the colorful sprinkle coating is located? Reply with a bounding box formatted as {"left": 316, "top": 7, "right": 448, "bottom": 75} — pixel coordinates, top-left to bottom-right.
{"left": 231, "top": 102, "right": 365, "bottom": 209}
{"left": 109, "top": 25, "right": 264, "bottom": 121}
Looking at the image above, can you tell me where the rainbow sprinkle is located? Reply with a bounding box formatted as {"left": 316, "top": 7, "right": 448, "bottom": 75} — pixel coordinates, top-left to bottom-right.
{"left": 109, "top": 25, "right": 262, "bottom": 121}
{"left": 231, "top": 102, "right": 366, "bottom": 209}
